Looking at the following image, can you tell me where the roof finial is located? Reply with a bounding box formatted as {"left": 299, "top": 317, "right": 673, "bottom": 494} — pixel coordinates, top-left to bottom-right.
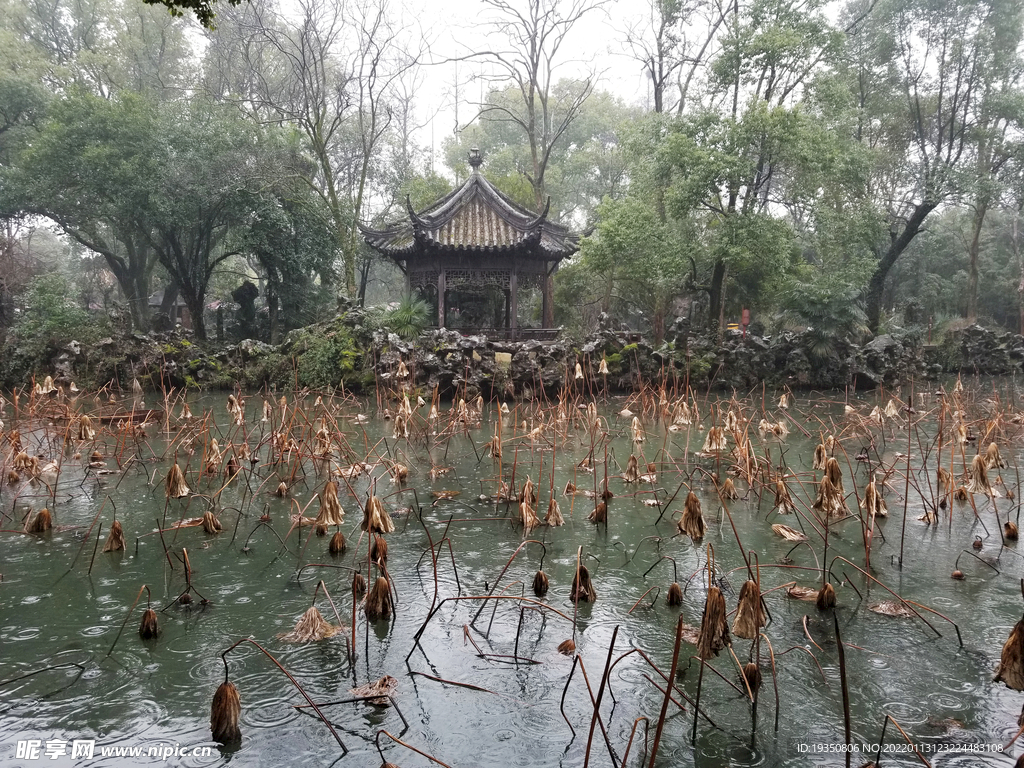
{"left": 468, "top": 147, "right": 483, "bottom": 171}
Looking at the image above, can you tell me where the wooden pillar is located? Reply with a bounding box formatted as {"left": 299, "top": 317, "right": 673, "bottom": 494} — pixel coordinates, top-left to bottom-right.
{"left": 437, "top": 268, "right": 446, "bottom": 328}
{"left": 504, "top": 288, "right": 510, "bottom": 331}
{"left": 542, "top": 269, "right": 554, "bottom": 328}
{"left": 509, "top": 268, "right": 518, "bottom": 340}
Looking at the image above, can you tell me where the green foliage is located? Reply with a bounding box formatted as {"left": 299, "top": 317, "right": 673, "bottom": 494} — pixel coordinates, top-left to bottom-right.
{"left": 382, "top": 296, "right": 431, "bottom": 340}
{"left": 142, "top": 0, "right": 240, "bottom": 29}
{"left": 8, "top": 273, "right": 106, "bottom": 373}
{"left": 293, "top": 327, "right": 361, "bottom": 390}
{"left": 782, "top": 279, "right": 869, "bottom": 360}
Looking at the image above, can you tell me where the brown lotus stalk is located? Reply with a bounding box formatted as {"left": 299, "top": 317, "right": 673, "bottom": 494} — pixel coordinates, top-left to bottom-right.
{"left": 279, "top": 606, "right": 341, "bottom": 642}
{"left": 678, "top": 491, "right": 705, "bottom": 541}
{"left": 360, "top": 494, "right": 395, "bottom": 535}
{"left": 937, "top": 466, "right": 952, "bottom": 494}
{"left": 861, "top": 478, "right": 888, "bottom": 518}
{"left": 211, "top": 682, "right": 242, "bottom": 743}
{"left": 702, "top": 427, "right": 727, "bottom": 453}
{"left": 824, "top": 457, "right": 844, "bottom": 493}
{"left": 364, "top": 576, "right": 393, "bottom": 622}
{"left": 316, "top": 481, "right": 345, "bottom": 527}
{"left": 986, "top": 442, "right": 1007, "bottom": 469}
{"left": 742, "top": 662, "right": 762, "bottom": 692}
{"left": 812, "top": 443, "right": 827, "bottom": 470}
{"left": 666, "top": 582, "right": 683, "bottom": 606}
{"left": 544, "top": 497, "right": 563, "bottom": 526}
{"left": 179, "top": 403, "right": 193, "bottom": 420}
{"left": 623, "top": 454, "right": 639, "bottom": 483}
{"left": 869, "top": 405, "right": 885, "bottom": 426}
{"left": 816, "top": 582, "right": 837, "bottom": 611}
{"left": 520, "top": 500, "right": 540, "bottom": 530}
{"left": 773, "top": 477, "right": 796, "bottom": 514}
{"left": 966, "top": 453, "right": 997, "bottom": 496}
{"left": 206, "top": 439, "right": 222, "bottom": 472}
{"left": 224, "top": 456, "right": 239, "bottom": 480}
{"left": 166, "top": 463, "right": 190, "bottom": 498}
{"left": 370, "top": 535, "right": 388, "bottom": 565}
{"left": 571, "top": 565, "right": 596, "bottom": 603}
{"left": 314, "top": 425, "right": 331, "bottom": 456}
{"left": 724, "top": 409, "right": 739, "bottom": 431}
{"left": 732, "top": 580, "right": 765, "bottom": 639}
{"left": 202, "top": 511, "right": 223, "bottom": 535}
{"left": 697, "top": 586, "right": 729, "bottom": 660}
{"left": 25, "top": 508, "right": 52, "bottom": 533}
{"left": 995, "top": 615, "right": 1024, "bottom": 691}
{"left": 812, "top": 474, "right": 847, "bottom": 518}
{"left": 719, "top": 477, "right": 738, "bottom": 500}
{"left": 78, "top": 415, "right": 95, "bottom": 441}
{"left": 518, "top": 476, "right": 537, "bottom": 505}
{"left": 329, "top": 531, "right": 346, "bottom": 555}
{"left": 350, "top": 675, "right": 398, "bottom": 704}
{"left": 588, "top": 500, "right": 607, "bottom": 525}
{"left": 352, "top": 572, "right": 367, "bottom": 598}
{"left": 103, "top": 520, "right": 126, "bottom": 552}
{"left": 139, "top": 608, "right": 160, "bottom": 640}
{"left": 533, "top": 571, "right": 549, "bottom": 597}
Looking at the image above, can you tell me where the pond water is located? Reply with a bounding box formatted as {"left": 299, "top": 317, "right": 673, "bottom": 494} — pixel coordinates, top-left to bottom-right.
{"left": 2, "top": 382, "right": 1024, "bottom": 767}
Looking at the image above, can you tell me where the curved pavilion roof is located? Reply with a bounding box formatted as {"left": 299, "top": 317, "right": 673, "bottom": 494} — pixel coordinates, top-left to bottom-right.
{"left": 360, "top": 155, "right": 579, "bottom": 262}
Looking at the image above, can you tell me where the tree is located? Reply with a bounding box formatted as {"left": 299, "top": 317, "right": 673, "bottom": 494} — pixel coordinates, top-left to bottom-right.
{"left": 848, "top": 0, "right": 1016, "bottom": 332}
{"left": 2, "top": 91, "right": 163, "bottom": 331}
{"left": 143, "top": 0, "right": 240, "bottom": 30}
{"left": 581, "top": 196, "right": 690, "bottom": 344}
{"left": 232, "top": 154, "right": 337, "bottom": 342}
{"left": 204, "top": 0, "right": 421, "bottom": 297}
{"left": 443, "top": 85, "right": 635, "bottom": 224}
{"left": 466, "top": 0, "right": 604, "bottom": 211}
{"left": 142, "top": 100, "right": 271, "bottom": 340}
{"left": 618, "top": 0, "right": 728, "bottom": 114}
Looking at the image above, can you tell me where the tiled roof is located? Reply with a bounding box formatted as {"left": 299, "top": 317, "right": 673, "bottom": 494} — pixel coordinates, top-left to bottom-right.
{"left": 361, "top": 171, "right": 578, "bottom": 260}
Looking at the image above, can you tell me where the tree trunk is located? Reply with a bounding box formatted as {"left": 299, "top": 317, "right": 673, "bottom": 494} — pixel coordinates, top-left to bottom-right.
{"left": 357, "top": 255, "right": 372, "bottom": 306}
{"left": 966, "top": 199, "right": 988, "bottom": 324}
{"left": 865, "top": 200, "right": 938, "bottom": 334}
{"left": 653, "top": 295, "right": 666, "bottom": 346}
{"left": 708, "top": 258, "right": 727, "bottom": 339}
{"left": 268, "top": 280, "right": 279, "bottom": 344}
{"left": 1013, "top": 215, "right": 1024, "bottom": 336}
{"left": 183, "top": 290, "right": 206, "bottom": 340}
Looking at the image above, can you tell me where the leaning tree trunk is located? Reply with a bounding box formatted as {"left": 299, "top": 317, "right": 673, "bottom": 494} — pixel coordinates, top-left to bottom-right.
{"left": 966, "top": 198, "right": 988, "bottom": 324}
{"left": 865, "top": 200, "right": 938, "bottom": 334}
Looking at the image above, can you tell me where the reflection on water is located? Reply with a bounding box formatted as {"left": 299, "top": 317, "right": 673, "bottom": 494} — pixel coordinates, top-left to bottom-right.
{"left": 1, "top": 384, "right": 1023, "bottom": 766}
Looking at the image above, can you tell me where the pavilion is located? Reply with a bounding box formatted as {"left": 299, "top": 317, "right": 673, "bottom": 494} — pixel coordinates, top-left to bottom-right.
{"left": 360, "top": 148, "right": 579, "bottom": 338}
